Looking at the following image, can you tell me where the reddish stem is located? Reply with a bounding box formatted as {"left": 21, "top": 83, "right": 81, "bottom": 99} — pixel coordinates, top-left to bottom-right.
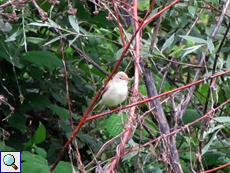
{"left": 112, "top": 0, "right": 126, "bottom": 47}
{"left": 86, "top": 69, "right": 230, "bottom": 122}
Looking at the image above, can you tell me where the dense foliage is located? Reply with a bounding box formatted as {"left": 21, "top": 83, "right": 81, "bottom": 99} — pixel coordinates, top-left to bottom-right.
{"left": 1, "top": 0, "right": 230, "bottom": 172}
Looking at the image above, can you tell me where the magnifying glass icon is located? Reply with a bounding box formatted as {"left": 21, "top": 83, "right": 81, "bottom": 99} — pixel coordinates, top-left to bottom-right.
{"left": 3, "top": 154, "right": 18, "bottom": 170}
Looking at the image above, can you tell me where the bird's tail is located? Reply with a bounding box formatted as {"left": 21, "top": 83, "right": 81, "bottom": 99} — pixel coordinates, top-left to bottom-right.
{"left": 93, "top": 101, "right": 104, "bottom": 112}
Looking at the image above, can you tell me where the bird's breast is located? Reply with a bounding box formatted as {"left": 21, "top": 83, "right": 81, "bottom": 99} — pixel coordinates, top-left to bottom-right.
{"left": 101, "top": 81, "right": 128, "bottom": 107}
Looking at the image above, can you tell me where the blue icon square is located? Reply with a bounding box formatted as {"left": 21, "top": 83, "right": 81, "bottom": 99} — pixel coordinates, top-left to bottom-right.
{"left": 0, "top": 151, "right": 21, "bottom": 173}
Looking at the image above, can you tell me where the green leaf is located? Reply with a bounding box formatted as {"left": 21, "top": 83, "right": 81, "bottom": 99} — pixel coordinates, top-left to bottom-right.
{"left": 175, "top": 3, "right": 187, "bottom": 7}
{"left": 181, "top": 45, "right": 202, "bottom": 60}
{"left": 59, "top": 119, "right": 72, "bottom": 133}
{"left": 97, "top": 113, "right": 128, "bottom": 137}
{"left": 183, "top": 109, "right": 201, "bottom": 127}
{"left": 115, "top": 48, "right": 124, "bottom": 60}
{"left": 69, "top": 36, "right": 79, "bottom": 46}
{"left": 21, "top": 151, "right": 49, "bottom": 173}
{"left": 21, "top": 93, "right": 51, "bottom": 111}
{"left": 51, "top": 90, "right": 67, "bottom": 105}
{"left": 161, "top": 33, "right": 175, "bottom": 52}
{"left": 75, "top": 131, "right": 102, "bottom": 151}
{"left": 0, "top": 142, "right": 14, "bottom": 151}
{"left": 33, "top": 146, "right": 47, "bottom": 158}
{"left": 28, "top": 66, "right": 43, "bottom": 79}
{"left": 188, "top": 6, "right": 196, "bottom": 17}
{"left": 202, "top": 129, "right": 220, "bottom": 155}
{"left": 210, "top": 140, "right": 230, "bottom": 155}
{"left": 0, "top": 19, "right": 12, "bottom": 32}
{"left": 179, "top": 35, "right": 207, "bottom": 44}
{"left": 0, "top": 42, "right": 24, "bottom": 68}
{"left": 139, "top": 85, "right": 147, "bottom": 95}
{"left": 142, "top": 165, "right": 163, "bottom": 173}
{"left": 20, "top": 51, "right": 62, "bottom": 70}
{"left": 214, "top": 117, "right": 230, "bottom": 123}
{"left": 197, "top": 84, "right": 209, "bottom": 103}
{"left": 43, "top": 33, "right": 71, "bottom": 46}
{"left": 53, "top": 161, "right": 76, "bottom": 173}
{"left": 25, "top": 123, "right": 46, "bottom": 148}
{"left": 169, "top": 45, "right": 185, "bottom": 56}
{"left": 68, "top": 15, "right": 79, "bottom": 33}
{"left": 135, "top": 128, "right": 148, "bottom": 137}
{"left": 207, "top": 37, "right": 215, "bottom": 53}
{"left": 29, "top": 21, "right": 56, "bottom": 27}
{"left": 49, "top": 104, "right": 70, "bottom": 120}
{"left": 5, "top": 30, "right": 22, "bottom": 42}
{"left": 138, "top": 0, "right": 149, "bottom": 10}
{"left": 226, "top": 55, "right": 230, "bottom": 69}
{"left": 50, "top": 104, "right": 78, "bottom": 120}
{"left": 27, "top": 37, "right": 46, "bottom": 44}
{"left": 32, "top": 123, "right": 46, "bottom": 144}
{"left": 8, "top": 112, "right": 26, "bottom": 131}
{"left": 122, "top": 150, "right": 138, "bottom": 161}
{"left": 145, "top": 118, "right": 158, "bottom": 131}
{"left": 202, "top": 150, "right": 225, "bottom": 167}
{"left": 106, "top": 113, "right": 127, "bottom": 137}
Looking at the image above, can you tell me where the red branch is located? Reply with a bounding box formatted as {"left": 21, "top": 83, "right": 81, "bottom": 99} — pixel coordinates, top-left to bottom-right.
{"left": 85, "top": 70, "right": 230, "bottom": 172}
{"left": 49, "top": 50, "right": 126, "bottom": 172}
{"left": 121, "top": 97, "right": 230, "bottom": 155}
{"left": 86, "top": 70, "right": 230, "bottom": 122}
{"left": 201, "top": 161, "right": 230, "bottom": 172}
{"left": 49, "top": 1, "right": 142, "bottom": 171}
{"left": 140, "top": 0, "right": 180, "bottom": 29}
{"left": 106, "top": 0, "right": 142, "bottom": 171}
{"left": 49, "top": 0, "right": 223, "bottom": 171}
{"left": 49, "top": 0, "right": 168, "bottom": 170}
{"left": 112, "top": 0, "right": 126, "bottom": 47}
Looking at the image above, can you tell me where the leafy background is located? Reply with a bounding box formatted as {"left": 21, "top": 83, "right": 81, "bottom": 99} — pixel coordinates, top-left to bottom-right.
{"left": 1, "top": 0, "right": 230, "bottom": 172}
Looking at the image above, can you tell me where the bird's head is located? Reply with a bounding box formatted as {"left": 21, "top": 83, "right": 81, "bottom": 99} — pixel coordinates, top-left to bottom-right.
{"left": 113, "top": 71, "right": 131, "bottom": 83}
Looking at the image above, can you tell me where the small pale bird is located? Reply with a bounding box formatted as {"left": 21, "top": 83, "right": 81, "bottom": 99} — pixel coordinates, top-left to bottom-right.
{"left": 94, "top": 71, "right": 130, "bottom": 111}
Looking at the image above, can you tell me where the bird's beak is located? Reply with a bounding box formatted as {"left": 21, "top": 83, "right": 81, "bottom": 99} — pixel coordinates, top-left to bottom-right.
{"left": 126, "top": 77, "right": 132, "bottom": 81}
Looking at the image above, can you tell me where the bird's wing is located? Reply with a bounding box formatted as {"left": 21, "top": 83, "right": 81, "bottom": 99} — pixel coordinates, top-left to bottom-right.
{"left": 93, "top": 79, "right": 113, "bottom": 112}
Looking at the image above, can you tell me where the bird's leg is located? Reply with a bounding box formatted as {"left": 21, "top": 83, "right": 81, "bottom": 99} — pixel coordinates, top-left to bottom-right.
{"left": 106, "top": 107, "right": 112, "bottom": 115}
{"left": 118, "top": 104, "right": 122, "bottom": 111}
